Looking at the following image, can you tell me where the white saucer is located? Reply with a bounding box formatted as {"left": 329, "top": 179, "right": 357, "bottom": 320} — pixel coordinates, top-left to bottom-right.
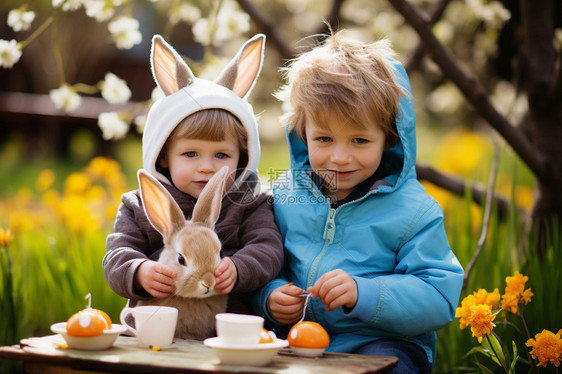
{"left": 51, "top": 322, "right": 127, "bottom": 350}
{"left": 204, "top": 337, "right": 288, "bottom": 366}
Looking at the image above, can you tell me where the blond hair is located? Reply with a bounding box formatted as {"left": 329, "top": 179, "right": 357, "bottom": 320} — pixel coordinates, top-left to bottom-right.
{"left": 164, "top": 109, "right": 248, "bottom": 167}
{"left": 276, "top": 31, "right": 406, "bottom": 148}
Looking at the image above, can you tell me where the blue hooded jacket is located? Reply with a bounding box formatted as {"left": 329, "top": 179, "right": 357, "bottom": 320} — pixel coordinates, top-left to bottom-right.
{"left": 253, "top": 60, "right": 464, "bottom": 363}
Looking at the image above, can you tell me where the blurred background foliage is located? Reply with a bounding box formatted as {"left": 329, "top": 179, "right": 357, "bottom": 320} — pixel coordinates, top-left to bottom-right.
{"left": 1, "top": 0, "right": 560, "bottom": 373}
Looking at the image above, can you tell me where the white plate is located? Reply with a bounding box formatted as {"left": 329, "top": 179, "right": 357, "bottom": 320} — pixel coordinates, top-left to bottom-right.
{"left": 204, "top": 337, "right": 288, "bottom": 366}
{"left": 51, "top": 322, "right": 127, "bottom": 350}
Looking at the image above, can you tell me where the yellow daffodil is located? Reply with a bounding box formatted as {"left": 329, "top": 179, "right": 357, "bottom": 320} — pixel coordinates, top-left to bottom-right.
{"left": 526, "top": 329, "right": 562, "bottom": 367}
{"left": 468, "top": 304, "right": 498, "bottom": 343}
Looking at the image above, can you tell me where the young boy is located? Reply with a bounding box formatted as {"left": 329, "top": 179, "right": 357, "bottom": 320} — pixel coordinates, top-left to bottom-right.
{"left": 253, "top": 31, "right": 464, "bottom": 373}
{"left": 104, "top": 34, "right": 283, "bottom": 317}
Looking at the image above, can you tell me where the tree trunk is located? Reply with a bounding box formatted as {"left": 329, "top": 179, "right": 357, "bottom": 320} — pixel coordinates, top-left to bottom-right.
{"left": 520, "top": 0, "right": 562, "bottom": 253}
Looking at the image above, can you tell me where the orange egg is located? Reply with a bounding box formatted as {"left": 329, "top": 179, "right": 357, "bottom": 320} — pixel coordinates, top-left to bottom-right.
{"left": 288, "top": 321, "right": 329, "bottom": 349}
{"left": 66, "top": 308, "right": 112, "bottom": 337}
{"left": 259, "top": 329, "right": 274, "bottom": 344}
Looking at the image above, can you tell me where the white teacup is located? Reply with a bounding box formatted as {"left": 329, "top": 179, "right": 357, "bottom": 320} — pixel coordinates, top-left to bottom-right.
{"left": 120, "top": 305, "right": 178, "bottom": 348}
{"left": 215, "top": 313, "right": 264, "bottom": 345}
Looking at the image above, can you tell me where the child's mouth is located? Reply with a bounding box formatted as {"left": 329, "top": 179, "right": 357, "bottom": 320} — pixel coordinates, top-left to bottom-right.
{"left": 330, "top": 170, "right": 356, "bottom": 178}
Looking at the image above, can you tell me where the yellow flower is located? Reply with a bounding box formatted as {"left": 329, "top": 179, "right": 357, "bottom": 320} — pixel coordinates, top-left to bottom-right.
{"left": 64, "top": 172, "right": 91, "bottom": 196}
{"left": 434, "top": 130, "right": 490, "bottom": 176}
{"left": 36, "top": 169, "right": 56, "bottom": 191}
{"left": 0, "top": 228, "right": 14, "bottom": 246}
{"left": 521, "top": 288, "right": 534, "bottom": 304}
{"left": 468, "top": 304, "right": 497, "bottom": 343}
{"left": 526, "top": 329, "right": 562, "bottom": 367}
{"left": 501, "top": 271, "right": 533, "bottom": 315}
{"left": 456, "top": 288, "right": 500, "bottom": 330}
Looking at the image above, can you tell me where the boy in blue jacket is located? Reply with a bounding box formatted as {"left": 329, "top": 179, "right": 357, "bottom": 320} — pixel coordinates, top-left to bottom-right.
{"left": 253, "top": 31, "right": 464, "bottom": 373}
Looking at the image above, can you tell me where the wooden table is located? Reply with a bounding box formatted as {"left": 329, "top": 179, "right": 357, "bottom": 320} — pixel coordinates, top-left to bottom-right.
{"left": 0, "top": 334, "right": 398, "bottom": 374}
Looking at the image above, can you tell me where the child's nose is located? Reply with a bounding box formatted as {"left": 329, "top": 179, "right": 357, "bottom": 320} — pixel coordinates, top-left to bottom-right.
{"left": 330, "top": 145, "right": 352, "bottom": 164}
{"left": 198, "top": 158, "right": 216, "bottom": 173}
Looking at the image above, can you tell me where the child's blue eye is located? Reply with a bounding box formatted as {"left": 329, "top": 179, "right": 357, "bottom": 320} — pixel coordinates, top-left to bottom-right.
{"left": 318, "top": 137, "right": 331, "bottom": 142}
{"left": 184, "top": 151, "right": 196, "bottom": 157}
{"left": 354, "top": 138, "right": 368, "bottom": 144}
{"left": 216, "top": 153, "right": 229, "bottom": 159}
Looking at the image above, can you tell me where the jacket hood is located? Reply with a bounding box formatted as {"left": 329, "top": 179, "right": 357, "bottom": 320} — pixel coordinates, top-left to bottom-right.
{"left": 287, "top": 59, "right": 416, "bottom": 192}
{"left": 142, "top": 78, "right": 261, "bottom": 186}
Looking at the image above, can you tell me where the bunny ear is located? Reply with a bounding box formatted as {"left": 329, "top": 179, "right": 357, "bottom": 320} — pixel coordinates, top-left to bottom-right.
{"left": 151, "top": 35, "right": 196, "bottom": 96}
{"left": 191, "top": 167, "right": 229, "bottom": 229}
{"left": 138, "top": 170, "right": 185, "bottom": 238}
{"left": 215, "top": 34, "right": 265, "bottom": 99}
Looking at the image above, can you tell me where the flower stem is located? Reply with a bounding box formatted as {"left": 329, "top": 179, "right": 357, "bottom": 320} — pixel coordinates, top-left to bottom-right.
{"left": 72, "top": 83, "right": 99, "bottom": 95}
{"left": 486, "top": 334, "right": 508, "bottom": 373}
{"left": 19, "top": 16, "right": 54, "bottom": 49}
{"left": 51, "top": 15, "right": 65, "bottom": 86}
{"left": 518, "top": 310, "right": 531, "bottom": 341}
{"left": 518, "top": 310, "right": 539, "bottom": 374}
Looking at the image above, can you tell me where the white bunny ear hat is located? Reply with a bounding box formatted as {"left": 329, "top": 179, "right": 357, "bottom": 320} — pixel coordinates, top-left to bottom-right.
{"left": 142, "top": 34, "right": 265, "bottom": 185}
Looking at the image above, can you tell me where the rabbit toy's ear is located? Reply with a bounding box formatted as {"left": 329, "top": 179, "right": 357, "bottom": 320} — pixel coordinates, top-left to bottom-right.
{"left": 215, "top": 34, "right": 265, "bottom": 99}
{"left": 191, "top": 167, "right": 229, "bottom": 229}
{"left": 138, "top": 170, "right": 185, "bottom": 238}
{"left": 151, "top": 35, "right": 196, "bottom": 96}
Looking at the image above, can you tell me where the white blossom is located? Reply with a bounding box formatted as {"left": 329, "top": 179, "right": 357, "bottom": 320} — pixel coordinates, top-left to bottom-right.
{"left": 98, "top": 112, "right": 129, "bottom": 140}
{"left": 192, "top": 2, "right": 249, "bottom": 46}
{"left": 49, "top": 85, "right": 82, "bottom": 113}
{"left": 192, "top": 18, "right": 212, "bottom": 46}
{"left": 170, "top": 3, "right": 201, "bottom": 25}
{"left": 101, "top": 72, "right": 131, "bottom": 104}
{"left": 0, "top": 39, "right": 22, "bottom": 68}
{"left": 52, "top": 0, "right": 82, "bottom": 12}
{"left": 108, "top": 17, "right": 142, "bottom": 50}
{"left": 151, "top": 86, "right": 165, "bottom": 101}
{"left": 7, "top": 8, "right": 36, "bottom": 32}
{"left": 83, "top": 0, "right": 115, "bottom": 22}
{"left": 134, "top": 114, "right": 146, "bottom": 133}
{"left": 215, "top": 3, "right": 250, "bottom": 44}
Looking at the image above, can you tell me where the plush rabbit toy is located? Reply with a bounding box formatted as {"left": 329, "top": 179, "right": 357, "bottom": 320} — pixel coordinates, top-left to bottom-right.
{"left": 137, "top": 167, "right": 228, "bottom": 340}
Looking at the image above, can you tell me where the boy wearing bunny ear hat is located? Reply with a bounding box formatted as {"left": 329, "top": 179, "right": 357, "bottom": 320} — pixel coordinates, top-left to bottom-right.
{"left": 104, "top": 34, "right": 284, "bottom": 321}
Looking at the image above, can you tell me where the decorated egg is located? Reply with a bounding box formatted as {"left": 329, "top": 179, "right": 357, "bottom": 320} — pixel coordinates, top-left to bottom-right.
{"left": 259, "top": 328, "right": 275, "bottom": 344}
{"left": 66, "top": 293, "right": 112, "bottom": 337}
{"left": 288, "top": 321, "right": 329, "bottom": 357}
{"left": 66, "top": 308, "right": 112, "bottom": 337}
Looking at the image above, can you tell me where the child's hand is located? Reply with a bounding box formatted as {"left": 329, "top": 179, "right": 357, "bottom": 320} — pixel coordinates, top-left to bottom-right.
{"left": 135, "top": 260, "right": 176, "bottom": 298}
{"left": 267, "top": 283, "right": 307, "bottom": 325}
{"left": 214, "top": 257, "right": 237, "bottom": 295}
{"left": 307, "top": 269, "right": 358, "bottom": 312}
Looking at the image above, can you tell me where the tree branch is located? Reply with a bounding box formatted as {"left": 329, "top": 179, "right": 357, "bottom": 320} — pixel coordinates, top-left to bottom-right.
{"left": 415, "top": 162, "right": 509, "bottom": 220}
{"left": 520, "top": 0, "right": 557, "bottom": 110}
{"left": 235, "top": 0, "right": 294, "bottom": 60}
{"left": 462, "top": 139, "right": 500, "bottom": 290}
{"left": 388, "top": 0, "right": 548, "bottom": 181}
{"left": 404, "top": 0, "right": 452, "bottom": 73}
